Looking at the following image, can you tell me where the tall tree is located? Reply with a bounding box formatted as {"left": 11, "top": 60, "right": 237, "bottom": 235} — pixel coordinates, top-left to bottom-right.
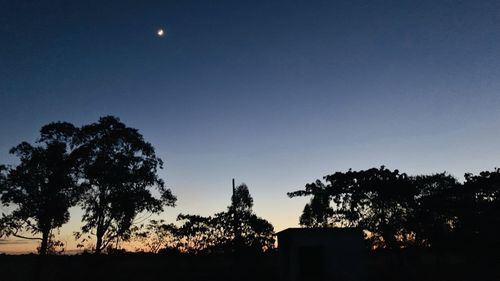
{"left": 289, "top": 167, "right": 417, "bottom": 249}
{"left": 349, "top": 167, "right": 416, "bottom": 249}
{"left": 74, "top": 116, "right": 176, "bottom": 253}
{"left": 223, "top": 184, "right": 275, "bottom": 252}
{"left": 228, "top": 183, "right": 253, "bottom": 248}
{"left": 0, "top": 123, "right": 79, "bottom": 255}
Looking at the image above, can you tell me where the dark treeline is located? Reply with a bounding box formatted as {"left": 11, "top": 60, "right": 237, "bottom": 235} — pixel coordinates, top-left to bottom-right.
{"left": 133, "top": 183, "right": 274, "bottom": 254}
{"left": 1, "top": 116, "right": 499, "bottom": 259}
{"left": 288, "top": 166, "right": 500, "bottom": 252}
{"left": 0, "top": 116, "right": 274, "bottom": 256}
{"left": 0, "top": 116, "right": 176, "bottom": 255}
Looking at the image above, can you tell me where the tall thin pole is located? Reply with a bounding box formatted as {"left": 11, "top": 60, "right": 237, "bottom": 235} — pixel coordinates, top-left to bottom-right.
{"left": 231, "top": 178, "right": 241, "bottom": 250}
{"left": 232, "top": 178, "right": 235, "bottom": 196}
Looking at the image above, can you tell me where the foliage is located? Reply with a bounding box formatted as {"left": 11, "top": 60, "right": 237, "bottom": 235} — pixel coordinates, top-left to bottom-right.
{"left": 73, "top": 116, "right": 176, "bottom": 253}
{"left": 288, "top": 180, "right": 333, "bottom": 227}
{"left": 225, "top": 184, "right": 275, "bottom": 252}
{"left": 458, "top": 169, "right": 500, "bottom": 250}
{"left": 173, "top": 214, "right": 223, "bottom": 253}
{"left": 138, "top": 184, "right": 275, "bottom": 254}
{"left": 0, "top": 124, "right": 79, "bottom": 255}
{"left": 4, "top": 115, "right": 500, "bottom": 255}
{"left": 36, "top": 233, "right": 66, "bottom": 255}
{"left": 407, "top": 173, "right": 461, "bottom": 248}
{"left": 132, "top": 219, "right": 177, "bottom": 253}
{"left": 289, "top": 166, "right": 416, "bottom": 249}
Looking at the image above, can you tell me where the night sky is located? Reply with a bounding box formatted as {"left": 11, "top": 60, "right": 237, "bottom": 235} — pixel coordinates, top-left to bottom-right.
{"left": 1, "top": 0, "right": 500, "bottom": 252}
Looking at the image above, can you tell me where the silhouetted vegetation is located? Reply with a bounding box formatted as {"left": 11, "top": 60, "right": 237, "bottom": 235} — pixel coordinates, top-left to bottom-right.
{"left": 0, "top": 124, "right": 80, "bottom": 255}
{"left": 1, "top": 117, "right": 500, "bottom": 281}
{"left": 134, "top": 183, "right": 275, "bottom": 254}
{"left": 289, "top": 166, "right": 500, "bottom": 252}
{"left": 132, "top": 219, "right": 177, "bottom": 253}
{"left": 71, "top": 116, "right": 176, "bottom": 253}
{"left": 0, "top": 116, "right": 176, "bottom": 254}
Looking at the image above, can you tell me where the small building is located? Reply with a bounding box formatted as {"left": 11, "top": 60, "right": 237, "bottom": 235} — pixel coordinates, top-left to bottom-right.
{"left": 277, "top": 228, "right": 366, "bottom": 281}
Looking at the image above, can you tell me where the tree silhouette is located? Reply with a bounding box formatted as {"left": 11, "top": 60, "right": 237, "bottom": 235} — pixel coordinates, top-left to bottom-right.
{"left": 132, "top": 219, "right": 177, "bottom": 253}
{"left": 174, "top": 214, "right": 221, "bottom": 253}
{"left": 228, "top": 183, "right": 252, "bottom": 249}
{"left": 160, "top": 183, "right": 274, "bottom": 254}
{"left": 288, "top": 166, "right": 500, "bottom": 251}
{"left": 408, "top": 173, "right": 461, "bottom": 248}
{"left": 0, "top": 123, "right": 79, "bottom": 255}
{"left": 288, "top": 180, "right": 333, "bottom": 227}
{"left": 458, "top": 169, "right": 500, "bottom": 251}
{"left": 73, "top": 116, "right": 176, "bottom": 253}
{"left": 225, "top": 184, "right": 275, "bottom": 252}
{"left": 350, "top": 167, "right": 416, "bottom": 249}
{"left": 289, "top": 166, "right": 417, "bottom": 249}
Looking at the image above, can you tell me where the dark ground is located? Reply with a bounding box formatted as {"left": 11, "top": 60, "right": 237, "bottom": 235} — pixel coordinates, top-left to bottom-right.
{"left": 0, "top": 250, "right": 499, "bottom": 281}
{"left": 0, "top": 252, "right": 279, "bottom": 281}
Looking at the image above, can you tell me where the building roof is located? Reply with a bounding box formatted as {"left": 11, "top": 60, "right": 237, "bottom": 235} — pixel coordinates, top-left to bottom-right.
{"left": 276, "top": 227, "right": 361, "bottom": 236}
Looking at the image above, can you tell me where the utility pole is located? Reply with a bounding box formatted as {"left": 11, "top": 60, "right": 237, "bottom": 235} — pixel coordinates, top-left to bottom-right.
{"left": 231, "top": 178, "right": 242, "bottom": 251}
{"left": 232, "top": 178, "right": 235, "bottom": 196}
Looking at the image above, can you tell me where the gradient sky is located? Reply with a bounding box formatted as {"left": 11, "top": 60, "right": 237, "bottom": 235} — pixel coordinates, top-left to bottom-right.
{"left": 1, "top": 0, "right": 500, "bottom": 253}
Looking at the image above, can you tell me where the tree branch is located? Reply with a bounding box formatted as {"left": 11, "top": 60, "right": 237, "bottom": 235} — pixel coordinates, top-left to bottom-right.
{"left": 12, "top": 233, "right": 42, "bottom": 241}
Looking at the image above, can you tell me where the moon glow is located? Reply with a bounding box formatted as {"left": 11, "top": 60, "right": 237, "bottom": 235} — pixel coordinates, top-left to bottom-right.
{"left": 157, "top": 29, "right": 165, "bottom": 37}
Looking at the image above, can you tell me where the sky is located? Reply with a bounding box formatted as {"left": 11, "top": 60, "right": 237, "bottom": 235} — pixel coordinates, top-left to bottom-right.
{"left": 1, "top": 0, "right": 500, "bottom": 253}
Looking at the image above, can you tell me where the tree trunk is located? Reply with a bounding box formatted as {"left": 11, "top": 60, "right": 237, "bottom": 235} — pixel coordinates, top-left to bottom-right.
{"left": 382, "top": 226, "right": 397, "bottom": 250}
{"left": 39, "top": 228, "right": 50, "bottom": 256}
{"left": 95, "top": 190, "right": 106, "bottom": 254}
{"left": 95, "top": 225, "right": 103, "bottom": 254}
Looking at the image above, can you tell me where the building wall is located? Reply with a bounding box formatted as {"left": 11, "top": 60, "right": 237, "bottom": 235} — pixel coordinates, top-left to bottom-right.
{"left": 278, "top": 229, "right": 366, "bottom": 281}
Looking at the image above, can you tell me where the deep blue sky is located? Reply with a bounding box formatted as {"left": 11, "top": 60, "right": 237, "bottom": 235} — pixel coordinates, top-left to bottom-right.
{"left": 1, "top": 0, "right": 500, "bottom": 250}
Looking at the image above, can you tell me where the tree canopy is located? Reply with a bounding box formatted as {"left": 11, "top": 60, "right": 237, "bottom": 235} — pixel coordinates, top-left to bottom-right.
{"left": 0, "top": 116, "right": 176, "bottom": 255}
{"left": 137, "top": 183, "right": 275, "bottom": 254}
{"left": 288, "top": 166, "right": 500, "bottom": 251}
{"left": 0, "top": 125, "right": 79, "bottom": 255}
{"left": 73, "top": 116, "right": 176, "bottom": 253}
{"left": 2, "top": 116, "right": 499, "bottom": 256}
